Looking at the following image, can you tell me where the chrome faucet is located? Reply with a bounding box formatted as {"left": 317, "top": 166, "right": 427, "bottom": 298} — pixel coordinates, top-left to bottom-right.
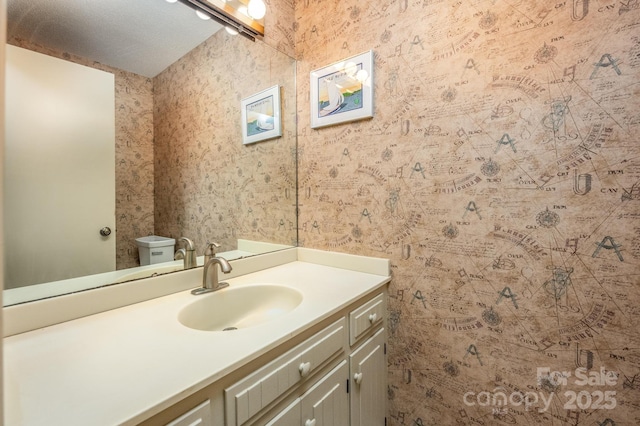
{"left": 174, "top": 237, "right": 197, "bottom": 269}
{"left": 191, "top": 242, "right": 232, "bottom": 295}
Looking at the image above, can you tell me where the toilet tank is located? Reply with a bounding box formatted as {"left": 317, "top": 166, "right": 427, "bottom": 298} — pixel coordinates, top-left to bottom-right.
{"left": 135, "top": 236, "right": 176, "bottom": 265}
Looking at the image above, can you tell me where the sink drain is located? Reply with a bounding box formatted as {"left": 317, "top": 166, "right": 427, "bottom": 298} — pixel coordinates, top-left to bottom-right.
{"left": 222, "top": 327, "right": 238, "bottom": 331}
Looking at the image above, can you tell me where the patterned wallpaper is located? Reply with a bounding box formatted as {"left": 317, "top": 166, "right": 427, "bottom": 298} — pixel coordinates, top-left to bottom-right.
{"left": 113, "top": 69, "right": 155, "bottom": 269}
{"left": 293, "top": 1, "right": 640, "bottom": 425}
{"left": 152, "top": 30, "right": 297, "bottom": 254}
{"left": 7, "top": 37, "right": 154, "bottom": 270}
{"left": 10, "top": 1, "right": 640, "bottom": 422}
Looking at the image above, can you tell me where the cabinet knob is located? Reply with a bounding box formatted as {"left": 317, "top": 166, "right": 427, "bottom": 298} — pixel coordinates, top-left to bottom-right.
{"left": 354, "top": 372, "right": 363, "bottom": 385}
{"left": 305, "top": 419, "right": 317, "bottom": 426}
{"left": 368, "top": 313, "right": 378, "bottom": 323}
{"left": 299, "top": 361, "right": 311, "bottom": 377}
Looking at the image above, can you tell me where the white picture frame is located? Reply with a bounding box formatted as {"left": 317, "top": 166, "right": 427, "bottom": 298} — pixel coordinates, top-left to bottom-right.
{"left": 310, "top": 50, "right": 374, "bottom": 129}
{"left": 241, "top": 85, "right": 282, "bottom": 144}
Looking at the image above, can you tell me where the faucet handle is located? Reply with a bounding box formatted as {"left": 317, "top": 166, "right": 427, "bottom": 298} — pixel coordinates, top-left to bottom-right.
{"left": 204, "top": 242, "right": 221, "bottom": 263}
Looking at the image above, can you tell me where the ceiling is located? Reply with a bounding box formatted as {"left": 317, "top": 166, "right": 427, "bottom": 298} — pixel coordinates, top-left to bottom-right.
{"left": 7, "top": 0, "right": 223, "bottom": 77}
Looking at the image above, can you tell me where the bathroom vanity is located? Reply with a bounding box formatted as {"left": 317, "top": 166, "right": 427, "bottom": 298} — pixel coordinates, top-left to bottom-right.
{"left": 4, "top": 248, "right": 390, "bottom": 426}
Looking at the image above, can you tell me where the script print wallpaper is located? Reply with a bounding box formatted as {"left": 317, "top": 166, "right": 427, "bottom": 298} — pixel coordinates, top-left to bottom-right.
{"left": 153, "top": 30, "right": 297, "bottom": 254}
{"left": 294, "top": 0, "right": 640, "bottom": 424}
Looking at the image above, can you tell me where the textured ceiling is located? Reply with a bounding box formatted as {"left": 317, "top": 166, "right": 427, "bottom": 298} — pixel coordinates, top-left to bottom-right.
{"left": 7, "top": 0, "right": 223, "bottom": 77}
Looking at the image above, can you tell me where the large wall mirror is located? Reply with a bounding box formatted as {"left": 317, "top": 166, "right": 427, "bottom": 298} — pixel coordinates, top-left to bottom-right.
{"left": 4, "top": 0, "right": 297, "bottom": 306}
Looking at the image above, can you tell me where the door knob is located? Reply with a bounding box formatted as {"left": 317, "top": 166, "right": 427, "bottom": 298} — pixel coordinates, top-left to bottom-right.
{"left": 99, "top": 227, "right": 112, "bottom": 237}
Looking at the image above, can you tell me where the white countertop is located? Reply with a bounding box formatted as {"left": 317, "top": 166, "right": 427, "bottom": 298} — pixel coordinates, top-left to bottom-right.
{"left": 4, "top": 251, "right": 390, "bottom": 425}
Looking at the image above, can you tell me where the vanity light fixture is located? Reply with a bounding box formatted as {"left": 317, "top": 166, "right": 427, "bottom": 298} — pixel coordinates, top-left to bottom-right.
{"left": 177, "top": 0, "right": 265, "bottom": 40}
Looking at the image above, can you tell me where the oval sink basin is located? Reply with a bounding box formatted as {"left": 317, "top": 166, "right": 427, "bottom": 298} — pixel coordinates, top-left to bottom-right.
{"left": 178, "top": 284, "right": 303, "bottom": 331}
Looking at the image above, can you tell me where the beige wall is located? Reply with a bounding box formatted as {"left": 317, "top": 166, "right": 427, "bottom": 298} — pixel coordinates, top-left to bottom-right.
{"left": 294, "top": 0, "right": 640, "bottom": 424}
{"left": 1, "top": 0, "right": 5, "bottom": 419}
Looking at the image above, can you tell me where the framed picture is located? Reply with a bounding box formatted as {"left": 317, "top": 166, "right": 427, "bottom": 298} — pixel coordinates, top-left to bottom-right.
{"left": 241, "top": 85, "right": 282, "bottom": 144}
{"left": 310, "top": 50, "right": 374, "bottom": 129}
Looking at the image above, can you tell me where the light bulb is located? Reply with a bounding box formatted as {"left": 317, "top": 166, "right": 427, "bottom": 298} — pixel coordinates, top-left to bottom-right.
{"left": 344, "top": 62, "right": 358, "bottom": 78}
{"left": 237, "top": 5, "right": 249, "bottom": 16}
{"left": 195, "top": 10, "right": 210, "bottom": 20}
{"left": 225, "top": 26, "right": 239, "bottom": 35}
{"left": 165, "top": 0, "right": 178, "bottom": 3}
{"left": 356, "top": 69, "right": 369, "bottom": 83}
{"left": 247, "top": 0, "right": 266, "bottom": 19}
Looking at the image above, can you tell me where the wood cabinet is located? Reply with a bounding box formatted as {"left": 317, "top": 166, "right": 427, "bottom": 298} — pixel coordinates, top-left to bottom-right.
{"left": 148, "top": 290, "right": 387, "bottom": 426}
{"left": 261, "top": 293, "right": 386, "bottom": 426}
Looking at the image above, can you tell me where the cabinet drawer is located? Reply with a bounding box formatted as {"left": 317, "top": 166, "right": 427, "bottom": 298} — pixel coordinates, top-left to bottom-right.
{"left": 349, "top": 293, "right": 384, "bottom": 345}
{"left": 225, "top": 318, "right": 347, "bottom": 426}
{"left": 166, "top": 400, "right": 211, "bottom": 426}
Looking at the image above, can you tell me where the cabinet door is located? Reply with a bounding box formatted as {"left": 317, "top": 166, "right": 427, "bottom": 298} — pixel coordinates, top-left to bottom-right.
{"left": 301, "top": 361, "right": 349, "bottom": 426}
{"left": 349, "top": 328, "right": 386, "bottom": 426}
{"left": 266, "top": 399, "right": 301, "bottom": 426}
